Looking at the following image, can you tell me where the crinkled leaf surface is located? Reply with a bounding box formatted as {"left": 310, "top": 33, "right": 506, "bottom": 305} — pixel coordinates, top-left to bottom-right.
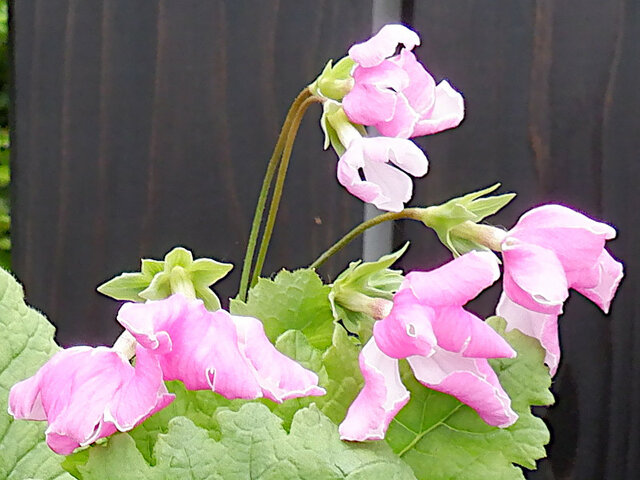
{"left": 0, "top": 268, "right": 73, "bottom": 479}
{"left": 385, "top": 317, "right": 553, "bottom": 480}
{"left": 230, "top": 268, "right": 335, "bottom": 349}
{"left": 76, "top": 404, "right": 416, "bottom": 479}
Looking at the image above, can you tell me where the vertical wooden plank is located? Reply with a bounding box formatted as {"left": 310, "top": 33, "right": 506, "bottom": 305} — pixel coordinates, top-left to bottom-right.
{"left": 408, "top": 1, "right": 637, "bottom": 477}
{"left": 12, "top": 0, "right": 373, "bottom": 346}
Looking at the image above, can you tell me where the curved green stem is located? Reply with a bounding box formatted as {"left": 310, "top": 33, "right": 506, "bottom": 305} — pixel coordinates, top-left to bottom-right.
{"left": 250, "top": 95, "right": 323, "bottom": 286}
{"left": 309, "top": 208, "right": 424, "bottom": 269}
{"left": 238, "top": 88, "right": 312, "bottom": 302}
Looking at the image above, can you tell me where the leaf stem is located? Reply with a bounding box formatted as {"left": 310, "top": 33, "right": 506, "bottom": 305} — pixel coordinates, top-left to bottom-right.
{"left": 238, "top": 88, "right": 312, "bottom": 301}
{"left": 309, "top": 208, "right": 424, "bottom": 269}
{"left": 250, "top": 95, "right": 323, "bottom": 286}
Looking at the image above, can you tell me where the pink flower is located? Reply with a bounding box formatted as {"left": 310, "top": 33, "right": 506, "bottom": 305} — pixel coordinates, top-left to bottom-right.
{"left": 8, "top": 346, "right": 174, "bottom": 455}
{"left": 336, "top": 136, "right": 428, "bottom": 212}
{"left": 117, "top": 294, "right": 325, "bottom": 402}
{"left": 339, "top": 251, "right": 518, "bottom": 441}
{"left": 343, "top": 24, "right": 464, "bottom": 139}
{"left": 497, "top": 204, "right": 624, "bottom": 375}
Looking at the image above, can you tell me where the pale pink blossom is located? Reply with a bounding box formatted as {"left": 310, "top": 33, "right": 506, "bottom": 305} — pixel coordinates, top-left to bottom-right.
{"left": 497, "top": 204, "right": 624, "bottom": 375}
{"left": 339, "top": 252, "right": 518, "bottom": 441}
{"left": 117, "top": 294, "right": 325, "bottom": 402}
{"left": 343, "top": 24, "right": 464, "bottom": 139}
{"left": 8, "top": 346, "right": 174, "bottom": 455}
{"left": 336, "top": 136, "right": 428, "bottom": 212}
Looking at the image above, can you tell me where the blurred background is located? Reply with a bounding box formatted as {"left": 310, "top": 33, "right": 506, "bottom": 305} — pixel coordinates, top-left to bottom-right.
{"left": 7, "top": 1, "right": 639, "bottom": 478}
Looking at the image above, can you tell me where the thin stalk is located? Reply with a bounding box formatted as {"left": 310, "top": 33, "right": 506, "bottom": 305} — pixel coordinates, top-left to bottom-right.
{"left": 309, "top": 208, "right": 424, "bottom": 269}
{"left": 238, "top": 88, "right": 312, "bottom": 302}
{"left": 250, "top": 96, "right": 323, "bottom": 286}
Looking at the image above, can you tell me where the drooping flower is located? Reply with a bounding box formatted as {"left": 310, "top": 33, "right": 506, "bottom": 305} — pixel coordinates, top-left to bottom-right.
{"left": 339, "top": 251, "right": 518, "bottom": 441}
{"left": 342, "top": 24, "right": 464, "bottom": 139}
{"left": 117, "top": 294, "right": 325, "bottom": 402}
{"left": 8, "top": 345, "right": 174, "bottom": 455}
{"left": 496, "top": 204, "right": 624, "bottom": 375}
{"left": 336, "top": 136, "right": 429, "bottom": 212}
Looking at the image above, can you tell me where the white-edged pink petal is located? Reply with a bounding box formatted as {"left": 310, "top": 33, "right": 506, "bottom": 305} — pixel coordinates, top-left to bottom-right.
{"left": 348, "top": 24, "right": 420, "bottom": 68}
{"left": 9, "top": 346, "right": 173, "bottom": 455}
{"left": 408, "top": 349, "right": 518, "bottom": 427}
{"left": 373, "top": 289, "right": 437, "bottom": 359}
{"left": 362, "top": 158, "right": 413, "bottom": 212}
{"left": 106, "top": 345, "right": 175, "bottom": 431}
{"left": 514, "top": 204, "right": 617, "bottom": 240}
{"left": 231, "top": 315, "right": 325, "bottom": 402}
{"left": 431, "top": 306, "right": 516, "bottom": 359}
{"left": 412, "top": 80, "right": 465, "bottom": 136}
{"left": 389, "top": 49, "right": 436, "bottom": 115}
{"left": 342, "top": 82, "right": 398, "bottom": 125}
{"left": 497, "top": 293, "right": 560, "bottom": 376}
{"left": 572, "top": 249, "right": 624, "bottom": 314}
{"left": 403, "top": 251, "right": 501, "bottom": 307}
{"left": 362, "top": 136, "right": 429, "bottom": 176}
{"left": 501, "top": 240, "right": 568, "bottom": 314}
{"left": 336, "top": 144, "right": 383, "bottom": 204}
{"left": 339, "top": 339, "right": 410, "bottom": 441}
{"left": 375, "top": 93, "right": 420, "bottom": 138}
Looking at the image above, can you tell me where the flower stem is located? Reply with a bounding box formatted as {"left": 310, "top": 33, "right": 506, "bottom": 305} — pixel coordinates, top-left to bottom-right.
{"left": 250, "top": 95, "right": 323, "bottom": 286}
{"left": 238, "top": 88, "right": 312, "bottom": 302}
{"left": 309, "top": 208, "right": 423, "bottom": 269}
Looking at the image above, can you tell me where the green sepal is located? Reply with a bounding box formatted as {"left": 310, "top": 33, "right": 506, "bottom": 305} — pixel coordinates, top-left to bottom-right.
{"left": 329, "top": 243, "right": 408, "bottom": 337}
{"left": 97, "top": 246, "right": 233, "bottom": 310}
{"left": 309, "top": 55, "right": 355, "bottom": 101}
{"left": 419, "top": 183, "right": 515, "bottom": 256}
{"left": 319, "top": 101, "right": 366, "bottom": 156}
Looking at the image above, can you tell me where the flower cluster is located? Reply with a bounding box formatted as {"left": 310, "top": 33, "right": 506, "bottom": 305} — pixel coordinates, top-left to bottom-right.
{"left": 314, "top": 24, "right": 464, "bottom": 212}
{"left": 6, "top": 24, "right": 625, "bottom": 476}
{"left": 9, "top": 294, "right": 324, "bottom": 454}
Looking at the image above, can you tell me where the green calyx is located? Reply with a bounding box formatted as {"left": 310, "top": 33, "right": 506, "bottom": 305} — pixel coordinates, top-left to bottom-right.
{"left": 319, "top": 100, "right": 366, "bottom": 156}
{"left": 309, "top": 56, "right": 355, "bottom": 102}
{"left": 97, "top": 247, "right": 233, "bottom": 311}
{"left": 416, "top": 184, "right": 515, "bottom": 256}
{"left": 329, "top": 243, "right": 409, "bottom": 338}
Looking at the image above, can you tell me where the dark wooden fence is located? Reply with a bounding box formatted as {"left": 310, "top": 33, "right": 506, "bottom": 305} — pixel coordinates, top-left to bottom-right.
{"left": 11, "top": 1, "right": 640, "bottom": 478}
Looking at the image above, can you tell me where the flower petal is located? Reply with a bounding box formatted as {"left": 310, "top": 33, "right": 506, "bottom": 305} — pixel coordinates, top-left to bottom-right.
{"left": 339, "top": 339, "right": 410, "bottom": 441}
{"left": 496, "top": 293, "right": 560, "bottom": 376}
{"left": 348, "top": 24, "right": 420, "bottom": 68}
{"left": 342, "top": 81, "right": 398, "bottom": 125}
{"left": 389, "top": 49, "right": 436, "bottom": 115}
{"left": 231, "top": 315, "right": 325, "bottom": 402}
{"left": 373, "top": 289, "right": 437, "bottom": 359}
{"left": 572, "top": 249, "right": 624, "bottom": 314}
{"left": 408, "top": 349, "right": 518, "bottom": 427}
{"left": 431, "top": 306, "right": 516, "bottom": 359}
{"left": 502, "top": 240, "right": 568, "bottom": 314}
{"left": 412, "top": 80, "right": 465, "bottom": 136}
{"left": 362, "top": 158, "right": 413, "bottom": 212}
{"left": 336, "top": 145, "right": 383, "bottom": 204}
{"left": 403, "top": 251, "right": 501, "bottom": 307}
{"left": 106, "top": 345, "right": 175, "bottom": 431}
{"left": 375, "top": 93, "right": 421, "bottom": 138}
{"left": 514, "top": 204, "right": 617, "bottom": 239}
{"left": 362, "top": 136, "right": 428, "bottom": 176}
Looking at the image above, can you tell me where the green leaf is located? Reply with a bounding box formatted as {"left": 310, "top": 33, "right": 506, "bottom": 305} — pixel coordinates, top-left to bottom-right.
{"left": 385, "top": 316, "right": 553, "bottom": 480}
{"left": 230, "top": 268, "right": 335, "bottom": 350}
{"left": 96, "top": 272, "right": 149, "bottom": 302}
{"left": 0, "top": 268, "right": 73, "bottom": 479}
{"left": 77, "top": 404, "right": 417, "bottom": 479}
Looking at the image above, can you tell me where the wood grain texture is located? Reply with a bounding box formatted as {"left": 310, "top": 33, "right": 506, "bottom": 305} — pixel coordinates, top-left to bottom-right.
{"left": 12, "top": 0, "right": 373, "bottom": 345}
{"left": 407, "top": 1, "right": 638, "bottom": 477}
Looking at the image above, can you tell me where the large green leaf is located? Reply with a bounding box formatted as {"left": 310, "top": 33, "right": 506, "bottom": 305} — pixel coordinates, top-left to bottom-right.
{"left": 385, "top": 317, "right": 553, "bottom": 480}
{"left": 76, "top": 404, "right": 417, "bottom": 479}
{"left": 0, "top": 268, "right": 73, "bottom": 479}
{"left": 230, "top": 268, "right": 335, "bottom": 349}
